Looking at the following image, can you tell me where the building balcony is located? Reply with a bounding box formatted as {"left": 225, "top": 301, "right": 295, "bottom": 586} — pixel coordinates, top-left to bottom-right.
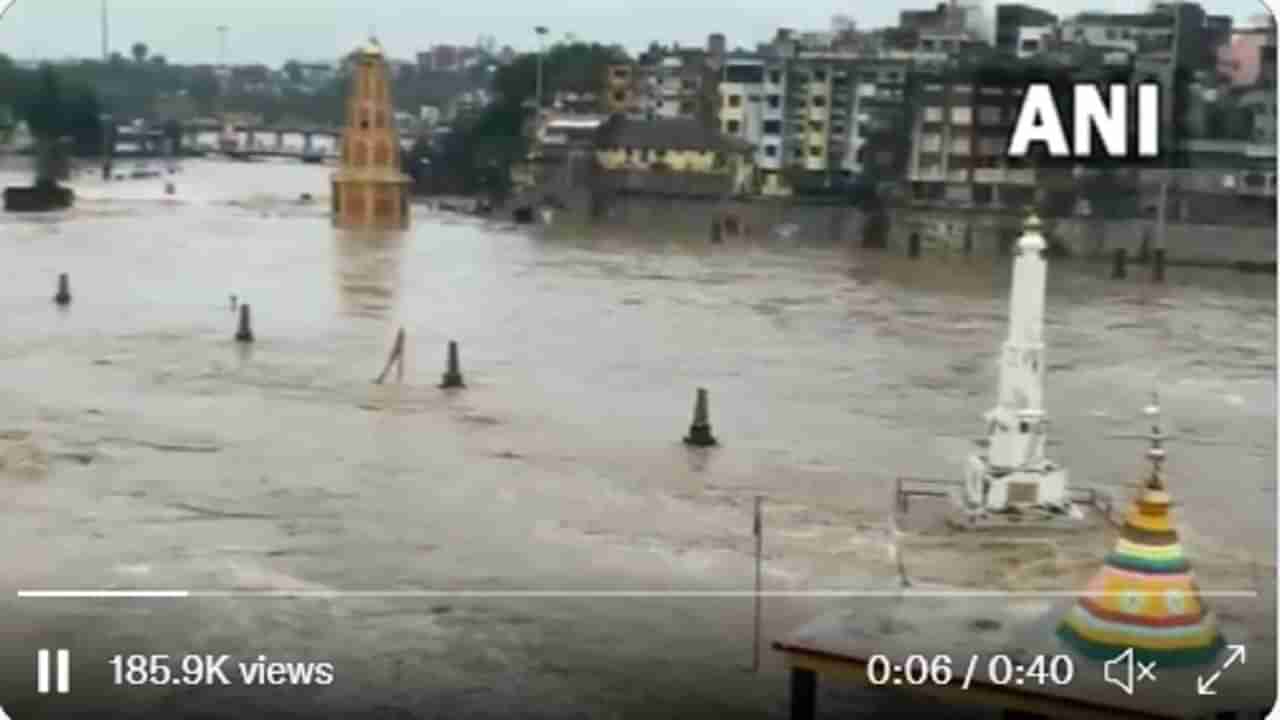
{"left": 1006, "top": 168, "right": 1035, "bottom": 184}
{"left": 911, "top": 168, "right": 946, "bottom": 182}
{"left": 972, "top": 168, "right": 1004, "bottom": 183}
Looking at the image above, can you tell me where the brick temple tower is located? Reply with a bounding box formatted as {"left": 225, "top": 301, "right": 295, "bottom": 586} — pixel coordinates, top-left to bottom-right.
{"left": 332, "top": 38, "right": 411, "bottom": 229}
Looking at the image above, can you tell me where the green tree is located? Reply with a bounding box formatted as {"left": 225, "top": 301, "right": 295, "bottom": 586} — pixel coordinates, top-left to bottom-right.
{"left": 131, "top": 42, "right": 149, "bottom": 64}
{"left": 492, "top": 42, "right": 627, "bottom": 107}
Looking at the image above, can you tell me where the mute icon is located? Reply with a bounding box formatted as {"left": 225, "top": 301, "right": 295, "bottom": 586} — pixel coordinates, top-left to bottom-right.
{"left": 1104, "top": 647, "right": 1157, "bottom": 695}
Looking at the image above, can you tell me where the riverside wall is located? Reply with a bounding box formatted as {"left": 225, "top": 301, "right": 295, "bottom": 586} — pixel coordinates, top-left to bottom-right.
{"left": 566, "top": 191, "right": 1275, "bottom": 267}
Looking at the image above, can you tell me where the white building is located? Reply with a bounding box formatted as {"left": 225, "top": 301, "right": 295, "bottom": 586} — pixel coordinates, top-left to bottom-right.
{"left": 1015, "top": 25, "right": 1055, "bottom": 58}
{"left": 718, "top": 56, "right": 767, "bottom": 169}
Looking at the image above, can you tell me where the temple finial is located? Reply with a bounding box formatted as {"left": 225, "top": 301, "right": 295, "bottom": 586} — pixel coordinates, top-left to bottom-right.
{"left": 1143, "top": 391, "right": 1166, "bottom": 490}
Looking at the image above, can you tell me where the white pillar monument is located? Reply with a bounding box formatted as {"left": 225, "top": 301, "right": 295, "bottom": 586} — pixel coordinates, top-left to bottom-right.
{"left": 962, "top": 213, "right": 1076, "bottom": 520}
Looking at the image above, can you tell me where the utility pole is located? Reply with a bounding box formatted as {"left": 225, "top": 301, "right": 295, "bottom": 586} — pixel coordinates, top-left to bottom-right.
{"left": 1154, "top": 1, "right": 1182, "bottom": 283}
{"left": 535, "top": 26, "right": 549, "bottom": 110}
{"left": 100, "top": 0, "right": 109, "bottom": 61}
{"left": 217, "top": 25, "right": 229, "bottom": 67}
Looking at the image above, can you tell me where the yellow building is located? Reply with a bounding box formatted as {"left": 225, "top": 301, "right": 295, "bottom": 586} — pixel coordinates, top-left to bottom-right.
{"left": 594, "top": 116, "right": 755, "bottom": 194}
{"left": 332, "top": 38, "right": 411, "bottom": 229}
{"left": 602, "top": 64, "right": 636, "bottom": 115}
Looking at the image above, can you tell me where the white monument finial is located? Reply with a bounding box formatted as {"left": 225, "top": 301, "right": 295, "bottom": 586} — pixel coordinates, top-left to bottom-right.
{"left": 1018, "top": 212, "right": 1046, "bottom": 254}
{"left": 1143, "top": 391, "right": 1166, "bottom": 490}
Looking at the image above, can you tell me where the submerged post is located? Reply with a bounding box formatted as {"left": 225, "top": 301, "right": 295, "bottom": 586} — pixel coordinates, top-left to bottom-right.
{"left": 1111, "top": 248, "right": 1127, "bottom": 279}
{"left": 683, "top": 387, "right": 717, "bottom": 447}
{"left": 54, "top": 273, "right": 71, "bottom": 306}
{"left": 439, "top": 340, "right": 465, "bottom": 389}
{"left": 1151, "top": 248, "right": 1166, "bottom": 283}
{"left": 907, "top": 232, "right": 921, "bottom": 259}
{"left": 235, "top": 304, "right": 254, "bottom": 343}
{"left": 752, "top": 495, "right": 763, "bottom": 674}
{"left": 375, "top": 327, "right": 406, "bottom": 384}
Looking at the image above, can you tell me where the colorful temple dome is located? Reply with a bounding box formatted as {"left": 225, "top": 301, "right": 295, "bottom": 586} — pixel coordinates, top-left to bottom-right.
{"left": 1056, "top": 395, "right": 1226, "bottom": 666}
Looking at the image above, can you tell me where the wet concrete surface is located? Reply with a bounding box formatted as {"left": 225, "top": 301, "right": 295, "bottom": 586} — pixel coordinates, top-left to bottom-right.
{"left": 0, "top": 159, "right": 1274, "bottom": 718}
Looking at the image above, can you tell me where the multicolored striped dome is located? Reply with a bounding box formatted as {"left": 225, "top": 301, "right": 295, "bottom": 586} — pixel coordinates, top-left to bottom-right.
{"left": 1056, "top": 396, "right": 1226, "bottom": 667}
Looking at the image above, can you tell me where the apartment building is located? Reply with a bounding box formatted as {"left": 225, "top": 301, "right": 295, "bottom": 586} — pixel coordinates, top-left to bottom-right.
{"left": 907, "top": 65, "right": 1046, "bottom": 208}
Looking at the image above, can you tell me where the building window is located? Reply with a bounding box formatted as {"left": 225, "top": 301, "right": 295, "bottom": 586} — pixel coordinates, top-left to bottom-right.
{"left": 832, "top": 124, "right": 846, "bottom": 135}
{"left": 769, "top": 70, "right": 782, "bottom": 84}
{"left": 809, "top": 120, "right": 824, "bottom": 132}
{"left": 814, "top": 70, "right": 827, "bottom": 82}
{"left": 767, "top": 94, "right": 781, "bottom": 109}
{"left": 794, "top": 147, "right": 804, "bottom": 160}
{"left": 812, "top": 96, "right": 826, "bottom": 108}
{"left": 679, "top": 101, "right": 694, "bottom": 114}
{"left": 613, "top": 91, "right": 625, "bottom": 102}
{"left": 728, "top": 94, "right": 742, "bottom": 108}
{"left": 764, "top": 145, "right": 778, "bottom": 157}
{"left": 855, "top": 146, "right": 866, "bottom": 163}
{"left": 763, "top": 119, "right": 782, "bottom": 134}
{"left": 809, "top": 146, "right": 821, "bottom": 157}
{"left": 726, "top": 119, "right": 741, "bottom": 134}
{"left": 360, "top": 109, "right": 370, "bottom": 129}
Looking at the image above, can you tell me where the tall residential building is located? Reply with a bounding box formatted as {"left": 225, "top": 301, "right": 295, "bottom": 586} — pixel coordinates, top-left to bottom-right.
{"left": 906, "top": 64, "right": 1050, "bottom": 209}
{"left": 718, "top": 55, "right": 768, "bottom": 179}
{"left": 332, "top": 39, "right": 411, "bottom": 229}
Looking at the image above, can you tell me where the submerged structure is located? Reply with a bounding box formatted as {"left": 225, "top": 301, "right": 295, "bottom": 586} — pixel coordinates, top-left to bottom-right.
{"left": 331, "top": 38, "right": 411, "bottom": 229}
{"left": 894, "top": 212, "right": 1107, "bottom": 536}
{"left": 1057, "top": 396, "right": 1226, "bottom": 666}
{"left": 959, "top": 213, "right": 1075, "bottom": 523}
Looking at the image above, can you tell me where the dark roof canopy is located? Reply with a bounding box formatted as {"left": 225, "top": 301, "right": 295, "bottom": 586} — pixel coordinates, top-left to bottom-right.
{"left": 595, "top": 116, "right": 752, "bottom": 153}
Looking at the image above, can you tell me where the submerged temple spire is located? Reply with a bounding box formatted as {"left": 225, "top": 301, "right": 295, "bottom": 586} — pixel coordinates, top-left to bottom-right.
{"left": 1056, "top": 394, "right": 1225, "bottom": 666}
{"left": 331, "top": 36, "right": 409, "bottom": 229}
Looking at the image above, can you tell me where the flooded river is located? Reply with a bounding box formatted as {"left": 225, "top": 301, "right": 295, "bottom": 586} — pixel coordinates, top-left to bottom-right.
{"left": 0, "top": 159, "right": 1274, "bottom": 718}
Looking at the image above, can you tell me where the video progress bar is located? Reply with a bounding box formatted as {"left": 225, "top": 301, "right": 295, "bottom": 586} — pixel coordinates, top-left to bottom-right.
{"left": 17, "top": 590, "right": 1262, "bottom": 599}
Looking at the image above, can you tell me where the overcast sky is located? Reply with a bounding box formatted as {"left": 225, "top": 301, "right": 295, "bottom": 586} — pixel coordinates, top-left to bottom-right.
{"left": 0, "top": 0, "right": 1273, "bottom": 67}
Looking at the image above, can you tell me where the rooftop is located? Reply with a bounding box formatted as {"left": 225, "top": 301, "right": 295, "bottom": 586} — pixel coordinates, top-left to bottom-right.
{"left": 596, "top": 116, "right": 752, "bottom": 153}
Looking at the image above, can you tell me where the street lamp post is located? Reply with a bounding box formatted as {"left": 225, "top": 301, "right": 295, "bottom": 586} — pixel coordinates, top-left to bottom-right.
{"left": 100, "top": 0, "right": 109, "bottom": 61}
{"left": 534, "top": 26, "right": 549, "bottom": 110}
{"left": 217, "top": 25, "right": 229, "bottom": 67}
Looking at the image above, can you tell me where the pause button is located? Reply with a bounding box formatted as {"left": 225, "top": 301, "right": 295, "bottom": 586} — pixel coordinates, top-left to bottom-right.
{"left": 36, "top": 649, "right": 70, "bottom": 695}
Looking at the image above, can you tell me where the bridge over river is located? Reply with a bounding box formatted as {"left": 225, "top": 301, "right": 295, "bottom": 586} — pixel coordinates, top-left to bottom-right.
{"left": 179, "top": 122, "right": 346, "bottom": 161}
{"left": 181, "top": 123, "right": 418, "bottom": 161}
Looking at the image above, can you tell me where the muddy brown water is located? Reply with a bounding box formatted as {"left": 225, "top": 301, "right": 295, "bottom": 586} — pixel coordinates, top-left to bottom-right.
{"left": 0, "top": 159, "right": 1273, "bottom": 718}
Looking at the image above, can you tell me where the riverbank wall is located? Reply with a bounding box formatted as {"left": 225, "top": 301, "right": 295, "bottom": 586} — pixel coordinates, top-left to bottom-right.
{"left": 539, "top": 189, "right": 1275, "bottom": 268}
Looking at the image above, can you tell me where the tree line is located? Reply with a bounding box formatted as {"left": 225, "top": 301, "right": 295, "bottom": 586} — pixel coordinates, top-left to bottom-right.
{"left": 411, "top": 42, "right": 627, "bottom": 198}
